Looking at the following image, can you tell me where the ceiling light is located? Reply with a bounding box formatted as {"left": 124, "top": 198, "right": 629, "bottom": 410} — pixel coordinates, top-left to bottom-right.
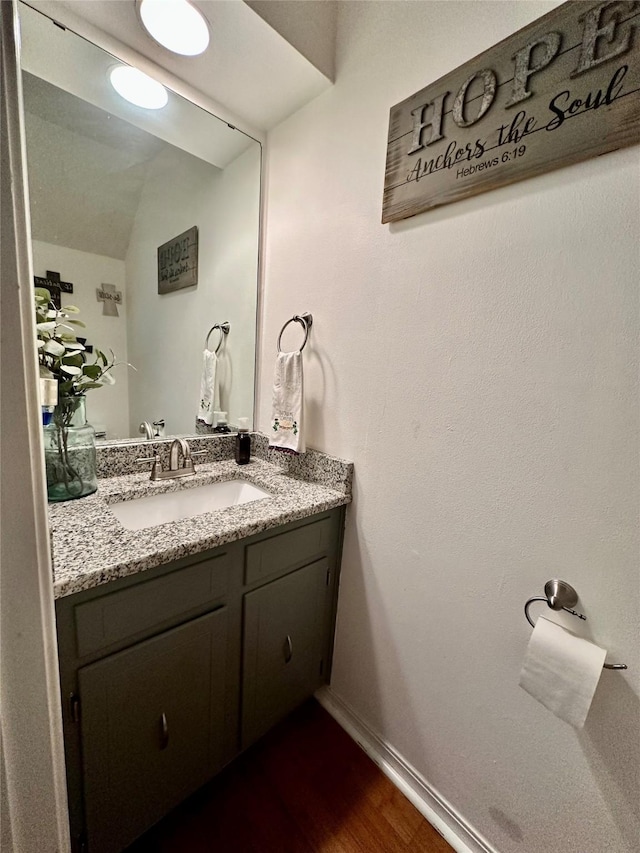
{"left": 138, "top": 0, "right": 210, "bottom": 56}
{"left": 109, "top": 66, "right": 169, "bottom": 109}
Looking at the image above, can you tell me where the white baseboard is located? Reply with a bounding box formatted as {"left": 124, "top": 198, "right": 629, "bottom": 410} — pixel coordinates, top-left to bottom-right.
{"left": 315, "top": 686, "right": 500, "bottom": 853}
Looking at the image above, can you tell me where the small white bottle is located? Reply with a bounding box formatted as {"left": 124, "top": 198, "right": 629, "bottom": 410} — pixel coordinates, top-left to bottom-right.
{"left": 214, "top": 412, "right": 230, "bottom": 433}
{"left": 39, "top": 368, "right": 58, "bottom": 426}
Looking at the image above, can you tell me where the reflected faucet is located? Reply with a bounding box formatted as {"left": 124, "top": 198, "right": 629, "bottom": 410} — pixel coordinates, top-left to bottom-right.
{"left": 139, "top": 421, "right": 153, "bottom": 441}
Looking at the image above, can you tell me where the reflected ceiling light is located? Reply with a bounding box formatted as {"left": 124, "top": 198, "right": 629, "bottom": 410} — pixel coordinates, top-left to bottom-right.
{"left": 138, "top": 0, "right": 210, "bottom": 56}
{"left": 109, "top": 65, "right": 169, "bottom": 109}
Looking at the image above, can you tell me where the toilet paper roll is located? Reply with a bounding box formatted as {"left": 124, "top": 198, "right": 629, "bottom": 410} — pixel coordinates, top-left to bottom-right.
{"left": 519, "top": 616, "right": 606, "bottom": 729}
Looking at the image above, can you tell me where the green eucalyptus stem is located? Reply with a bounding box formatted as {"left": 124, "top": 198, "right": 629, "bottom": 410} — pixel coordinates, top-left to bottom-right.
{"left": 35, "top": 289, "right": 125, "bottom": 501}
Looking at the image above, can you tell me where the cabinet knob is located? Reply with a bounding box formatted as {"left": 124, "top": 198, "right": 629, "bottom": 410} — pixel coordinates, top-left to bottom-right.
{"left": 283, "top": 635, "right": 293, "bottom": 664}
{"left": 159, "top": 712, "right": 169, "bottom": 750}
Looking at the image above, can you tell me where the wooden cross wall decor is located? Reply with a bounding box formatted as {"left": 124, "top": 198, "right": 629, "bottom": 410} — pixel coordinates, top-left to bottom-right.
{"left": 96, "top": 283, "right": 123, "bottom": 317}
{"left": 33, "top": 269, "right": 74, "bottom": 309}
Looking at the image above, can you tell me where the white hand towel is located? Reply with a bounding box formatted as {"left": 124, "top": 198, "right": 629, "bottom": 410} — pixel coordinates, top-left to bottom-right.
{"left": 269, "top": 351, "right": 305, "bottom": 454}
{"left": 519, "top": 616, "right": 606, "bottom": 729}
{"left": 197, "top": 349, "right": 219, "bottom": 426}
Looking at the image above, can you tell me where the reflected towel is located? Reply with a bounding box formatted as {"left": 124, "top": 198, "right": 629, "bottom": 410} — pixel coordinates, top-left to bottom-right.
{"left": 197, "top": 349, "right": 219, "bottom": 425}
{"left": 269, "top": 351, "right": 304, "bottom": 454}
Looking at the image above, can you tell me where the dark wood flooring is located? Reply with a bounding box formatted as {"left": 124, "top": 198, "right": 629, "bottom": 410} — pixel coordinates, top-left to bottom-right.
{"left": 127, "top": 699, "right": 454, "bottom": 853}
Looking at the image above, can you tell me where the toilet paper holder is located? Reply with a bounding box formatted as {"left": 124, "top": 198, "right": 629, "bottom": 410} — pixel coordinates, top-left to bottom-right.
{"left": 524, "top": 580, "right": 627, "bottom": 670}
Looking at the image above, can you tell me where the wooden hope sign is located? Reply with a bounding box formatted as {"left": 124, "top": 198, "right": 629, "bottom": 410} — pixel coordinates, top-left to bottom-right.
{"left": 383, "top": 0, "right": 640, "bottom": 223}
{"left": 157, "top": 226, "right": 198, "bottom": 294}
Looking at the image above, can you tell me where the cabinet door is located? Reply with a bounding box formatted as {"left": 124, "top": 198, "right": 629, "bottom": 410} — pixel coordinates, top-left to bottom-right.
{"left": 242, "top": 558, "right": 328, "bottom": 748}
{"left": 78, "top": 608, "right": 228, "bottom": 853}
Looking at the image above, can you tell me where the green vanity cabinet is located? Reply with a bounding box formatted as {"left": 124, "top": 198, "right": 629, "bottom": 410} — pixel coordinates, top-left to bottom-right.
{"left": 242, "top": 558, "right": 330, "bottom": 748}
{"left": 79, "top": 609, "right": 229, "bottom": 853}
{"left": 55, "top": 507, "right": 345, "bottom": 853}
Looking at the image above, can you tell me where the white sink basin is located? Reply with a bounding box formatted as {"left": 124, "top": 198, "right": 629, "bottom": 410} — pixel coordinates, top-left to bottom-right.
{"left": 109, "top": 480, "right": 271, "bottom": 531}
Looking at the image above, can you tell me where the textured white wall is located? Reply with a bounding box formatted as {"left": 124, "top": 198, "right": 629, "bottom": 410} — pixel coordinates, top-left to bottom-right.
{"left": 125, "top": 144, "right": 260, "bottom": 436}
{"left": 259, "top": 2, "right": 640, "bottom": 852}
{"left": 31, "top": 241, "right": 130, "bottom": 439}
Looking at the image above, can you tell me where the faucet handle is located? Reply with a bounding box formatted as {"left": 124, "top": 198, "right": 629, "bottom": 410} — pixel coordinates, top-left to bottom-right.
{"left": 189, "top": 449, "right": 207, "bottom": 471}
{"left": 136, "top": 453, "right": 163, "bottom": 480}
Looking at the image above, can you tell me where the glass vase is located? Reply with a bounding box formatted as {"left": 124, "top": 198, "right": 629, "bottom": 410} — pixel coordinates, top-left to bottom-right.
{"left": 44, "top": 395, "right": 98, "bottom": 502}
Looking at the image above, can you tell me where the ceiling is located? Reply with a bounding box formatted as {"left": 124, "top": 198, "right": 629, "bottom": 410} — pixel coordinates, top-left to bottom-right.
{"left": 24, "top": 72, "right": 168, "bottom": 260}
{"left": 23, "top": 0, "right": 335, "bottom": 133}
{"left": 19, "top": 2, "right": 263, "bottom": 260}
{"left": 20, "top": 3, "right": 255, "bottom": 169}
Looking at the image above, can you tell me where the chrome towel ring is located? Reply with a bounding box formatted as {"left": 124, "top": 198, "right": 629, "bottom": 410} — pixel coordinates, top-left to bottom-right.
{"left": 524, "top": 580, "right": 627, "bottom": 670}
{"left": 205, "top": 322, "right": 230, "bottom": 353}
{"left": 277, "top": 313, "right": 313, "bottom": 353}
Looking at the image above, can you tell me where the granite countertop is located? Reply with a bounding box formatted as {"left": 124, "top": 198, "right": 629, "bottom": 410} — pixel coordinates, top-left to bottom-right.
{"left": 50, "top": 457, "right": 351, "bottom": 599}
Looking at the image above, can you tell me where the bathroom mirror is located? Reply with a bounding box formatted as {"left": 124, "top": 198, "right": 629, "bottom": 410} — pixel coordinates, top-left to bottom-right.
{"left": 19, "top": 2, "right": 260, "bottom": 441}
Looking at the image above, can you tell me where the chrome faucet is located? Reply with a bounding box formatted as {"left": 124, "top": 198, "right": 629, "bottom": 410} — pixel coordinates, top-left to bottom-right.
{"left": 136, "top": 438, "right": 206, "bottom": 480}
{"left": 169, "top": 438, "right": 192, "bottom": 473}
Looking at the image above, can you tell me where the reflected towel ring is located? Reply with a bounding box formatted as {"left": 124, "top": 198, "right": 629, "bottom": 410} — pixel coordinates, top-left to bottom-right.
{"left": 277, "top": 313, "right": 313, "bottom": 353}
{"left": 205, "top": 322, "right": 230, "bottom": 354}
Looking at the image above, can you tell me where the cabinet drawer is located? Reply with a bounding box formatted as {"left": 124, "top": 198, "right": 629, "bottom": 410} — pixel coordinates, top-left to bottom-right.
{"left": 74, "top": 552, "right": 230, "bottom": 657}
{"left": 245, "top": 516, "right": 332, "bottom": 585}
